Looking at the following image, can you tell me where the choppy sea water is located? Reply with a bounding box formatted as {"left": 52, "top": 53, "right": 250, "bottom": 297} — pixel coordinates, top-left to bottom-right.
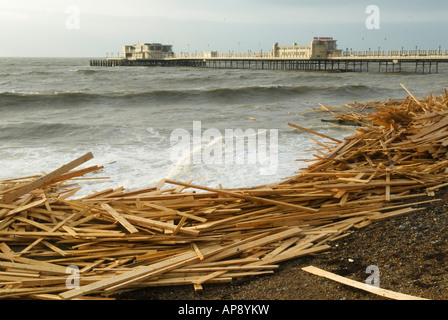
{"left": 1, "top": 57, "right": 447, "bottom": 197}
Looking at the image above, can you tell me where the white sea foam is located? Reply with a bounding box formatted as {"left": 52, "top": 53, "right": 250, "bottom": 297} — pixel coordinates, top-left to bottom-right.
{"left": 2, "top": 58, "right": 448, "bottom": 198}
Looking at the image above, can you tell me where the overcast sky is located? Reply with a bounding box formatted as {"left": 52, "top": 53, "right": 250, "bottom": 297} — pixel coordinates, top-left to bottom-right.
{"left": 0, "top": 0, "right": 447, "bottom": 57}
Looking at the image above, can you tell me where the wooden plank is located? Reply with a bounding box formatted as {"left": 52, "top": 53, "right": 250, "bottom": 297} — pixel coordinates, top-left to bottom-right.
{"left": 315, "top": 179, "right": 419, "bottom": 190}
{"left": 191, "top": 258, "right": 260, "bottom": 268}
{"left": 30, "top": 293, "right": 114, "bottom": 300}
{"left": 202, "top": 228, "right": 303, "bottom": 264}
{"left": 400, "top": 84, "right": 423, "bottom": 107}
{"left": 14, "top": 216, "right": 53, "bottom": 232}
{"left": 46, "top": 165, "right": 104, "bottom": 185}
{"left": 0, "top": 243, "right": 16, "bottom": 259}
{"left": 101, "top": 204, "right": 139, "bottom": 234}
{"left": 5, "top": 198, "right": 47, "bottom": 217}
{"left": 164, "top": 179, "right": 318, "bottom": 213}
{"left": 80, "top": 260, "right": 106, "bottom": 274}
{"left": 172, "top": 216, "right": 187, "bottom": 236}
{"left": 0, "top": 270, "right": 40, "bottom": 278}
{"left": 143, "top": 202, "right": 207, "bottom": 223}
{"left": 191, "top": 242, "right": 204, "bottom": 261}
{"left": 0, "top": 261, "right": 68, "bottom": 275}
{"left": 193, "top": 283, "right": 203, "bottom": 292}
{"left": 368, "top": 207, "right": 424, "bottom": 221}
{"left": 302, "top": 266, "right": 428, "bottom": 300}
{"left": 20, "top": 212, "right": 77, "bottom": 254}
{"left": 287, "top": 122, "right": 342, "bottom": 143}
{"left": 0, "top": 231, "right": 69, "bottom": 237}
{"left": 121, "top": 214, "right": 199, "bottom": 236}
{"left": 59, "top": 244, "right": 222, "bottom": 299}
{"left": 61, "top": 226, "right": 79, "bottom": 238}
{"left": 261, "top": 237, "right": 299, "bottom": 261}
{"left": 2, "top": 152, "right": 94, "bottom": 203}
{"left": 137, "top": 276, "right": 231, "bottom": 288}
{"left": 42, "top": 241, "right": 68, "bottom": 257}
{"left": 175, "top": 265, "right": 278, "bottom": 272}
{"left": 385, "top": 172, "right": 391, "bottom": 202}
{"left": 0, "top": 287, "right": 69, "bottom": 299}
{"left": 193, "top": 270, "right": 228, "bottom": 285}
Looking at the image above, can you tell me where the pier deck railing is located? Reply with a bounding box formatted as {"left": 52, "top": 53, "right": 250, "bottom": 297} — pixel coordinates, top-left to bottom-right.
{"left": 91, "top": 48, "right": 448, "bottom": 73}
{"left": 167, "top": 49, "right": 448, "bottom": 60}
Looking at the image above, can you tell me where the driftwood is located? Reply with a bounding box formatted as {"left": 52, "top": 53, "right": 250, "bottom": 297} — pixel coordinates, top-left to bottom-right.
{"left": 302, "top": 266, "right": 428, "bottom": 300}
{"left": 0, "top": 85, "right": 447, "bottom": 299}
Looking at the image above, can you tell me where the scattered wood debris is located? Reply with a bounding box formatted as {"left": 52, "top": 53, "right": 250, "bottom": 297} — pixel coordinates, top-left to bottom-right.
{"left": 0, "top": 85, "right": 447, "bottom": 300}
{"left": 301, "top": 266, "right": 428, "bottom": 300}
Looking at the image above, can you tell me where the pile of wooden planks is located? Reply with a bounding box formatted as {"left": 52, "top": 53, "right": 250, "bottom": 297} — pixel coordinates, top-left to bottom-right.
{"left": 1, "top": 85, "right": 448, "bottom": 300}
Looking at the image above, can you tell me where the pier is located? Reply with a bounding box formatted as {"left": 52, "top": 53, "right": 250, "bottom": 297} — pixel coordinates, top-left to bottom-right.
{"left": 90, "top": 40, "right": 448, "bottom": 74}
{"left": 90, "top": 55, "right": 448, "bottom": 74}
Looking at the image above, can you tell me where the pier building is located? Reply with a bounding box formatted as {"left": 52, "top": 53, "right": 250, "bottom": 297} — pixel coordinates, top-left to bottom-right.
{"left": 271, "top": 37, "right": 342, "bottom": 59}
{"left": 123, "top": 43, "right": 174, "bottom": 60}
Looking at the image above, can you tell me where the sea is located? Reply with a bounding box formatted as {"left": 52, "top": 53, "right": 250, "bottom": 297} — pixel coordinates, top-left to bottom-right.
{"left": 1, "top": 57, "right": 448, "bottom": 197}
